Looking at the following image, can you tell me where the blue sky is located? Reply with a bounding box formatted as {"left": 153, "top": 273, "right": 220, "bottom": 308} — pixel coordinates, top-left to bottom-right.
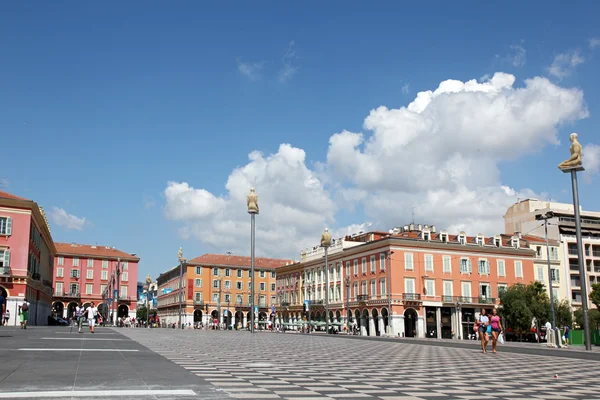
{"left": 1, "top": 2, "right": 599, "bottom": 280}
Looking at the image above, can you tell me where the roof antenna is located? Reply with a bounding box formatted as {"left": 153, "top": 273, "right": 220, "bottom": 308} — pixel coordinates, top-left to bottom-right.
{"left": 412, "top": 207, "right": 416, "bottom": 224}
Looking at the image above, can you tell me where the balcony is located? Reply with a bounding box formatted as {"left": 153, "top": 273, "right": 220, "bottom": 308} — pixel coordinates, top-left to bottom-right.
{"left": 0, "top": 266, "right": 10, "bottom": 276}
{"left": 402, "top": 293, "right": 422, "bottom": 301}
{"left": 194, "top": 300, "right": 204, "bottom": 306}
{"left": 32, "top": 272, "right": 41, "bottom": 280}
{"left": 280, "top": 302, "right": 290, "bottom": 307}
{"left": 357, "top": 294, "right": 369, "bottom": 302}
{"left": 62, "top": 292, "right": 80, "bottom": 298}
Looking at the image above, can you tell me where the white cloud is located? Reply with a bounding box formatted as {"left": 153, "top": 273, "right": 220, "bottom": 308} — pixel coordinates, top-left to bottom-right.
{"left": 164, "top": 144, "right": 340, "bottom": 258}
{"left": 583, "top": 144, "right": 600, "bottom": 182}
{"left": 50, "top": 207, "right": 86, "bottom": 230}
{"left": 279, "top": 41, "right": 299, "bottom": 83}
{"left": 327, "top": 72, "right": 588, "bottom": 236}
{"left": 589, "top": 38, "right": 600, "bottom": 49}
{"left": 401, "top": 83, "right": 410, "bottom": 94}
{"left": 548, "top": 50, "right": 585, "bottom": 79}
{"left": 509, "top": 44, "right": 526, "bottom": 67}
{"left": 165, "top": 72, "right": 590, "bottom": 258}
{"left": 237, "top": 58, "right": 264, "bottom": 81}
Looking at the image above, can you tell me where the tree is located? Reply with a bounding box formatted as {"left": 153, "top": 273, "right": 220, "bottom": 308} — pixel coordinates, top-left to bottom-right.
{"left": 136, "top": 305, "right": 148, "bottom": 322}
{"left": 554, "top": 300, "right": 573, "bottom": 328}
{"left": 499, "top": 284, "right": 533, "bottom": 341}
{"left": 526, "top": 282, "right": 551, "bottom": 342}
{"left": 589, "top": 283, "right": 600, "bottom": 310}
{"left": 575, "top": 309, "right": 600, "bottom": 331}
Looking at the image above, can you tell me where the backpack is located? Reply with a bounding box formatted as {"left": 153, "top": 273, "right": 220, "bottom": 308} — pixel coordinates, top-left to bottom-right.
{"left": 21, "top": 303, "right": 29, "bottom": 312}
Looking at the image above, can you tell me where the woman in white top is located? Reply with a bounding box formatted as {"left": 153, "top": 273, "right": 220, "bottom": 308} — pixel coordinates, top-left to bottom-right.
{"left": 477, "top": 308, "right": 490, "bottom": 353}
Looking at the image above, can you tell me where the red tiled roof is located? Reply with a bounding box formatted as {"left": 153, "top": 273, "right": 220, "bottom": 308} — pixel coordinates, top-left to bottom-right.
{"left": 0, "top": 190, "right": 29, "bottom": 201}
{"left": 188, "top": 254, "right": 293, "bottom": 269}
{"left": 55, "top": 242, "right": 140, "bottom": 261}
{"left": 518, "top": 234, "right": 560, "bottom": 246}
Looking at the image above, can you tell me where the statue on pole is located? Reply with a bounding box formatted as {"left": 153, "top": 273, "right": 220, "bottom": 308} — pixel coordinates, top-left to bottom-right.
{"left": 178, "top": 247, "right": 183, "bottom": 261}
{"left": 247, "top": 188, "right": 259, "bottom": 214}
{"left": 321, "top": 228, "right": 332, "bottom": 248}
{"left": 558, "top": 133, "right": 583, "bottom": 170}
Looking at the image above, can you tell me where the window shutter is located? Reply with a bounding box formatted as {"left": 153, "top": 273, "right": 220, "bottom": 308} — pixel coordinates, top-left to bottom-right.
{"left": 5, "top": 217, "right": 12, "bottom": 235}
{"left": 468, "top": 259, "right": 472, "bottom": 273}
{"left": 486, "top": 261, "right": 491, "bottom": 275}
{"left": 4, "top": 250, "right": 10, "bottom": 267}
{"left": 556, "top": 269, "right": 560, "bottom": 282}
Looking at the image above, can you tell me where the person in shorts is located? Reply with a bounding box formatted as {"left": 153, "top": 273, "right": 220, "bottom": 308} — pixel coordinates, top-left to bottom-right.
{"left": 489, "top": 308, "right": 503, "bottom": 353}
{"left": 477, "top": 308, "right": 489, "bottom": 353}
{"left": 86, "top": 302, "right": 98, "bottom": 333}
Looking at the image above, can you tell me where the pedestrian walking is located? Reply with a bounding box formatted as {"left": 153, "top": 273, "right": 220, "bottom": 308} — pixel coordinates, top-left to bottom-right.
{"left": 76, "top": 302, "right": 85, "bottom": 333}
{"left": 563, "top": 324, "right": 570, "bottom": 346}
{"left": 4, "top": 309, "right": 9, "bottom": 326}
{"left": 0, "top": 292, "right": 5, "bottom": 326}
{"left": 86, "top": 302, "right": 98, "bottom": 333}
{"left": 489, "top": 308, "right": 503, "bottom": 353}
{"left": 19, "top": 298, "right": 30, "bottom": 329}
{"left": 476, "top": 308, "right": 490, "bottom": 353}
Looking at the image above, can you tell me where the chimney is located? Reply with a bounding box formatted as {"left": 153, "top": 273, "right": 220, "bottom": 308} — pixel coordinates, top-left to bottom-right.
{"left": 417, "top": 224, "right": 422, "bottom": 231}
{"left": 431, "top": 225, "right": 436, "bottom": 233}
{"left": 409, "top": 223, "right": 415, "bottom": 231}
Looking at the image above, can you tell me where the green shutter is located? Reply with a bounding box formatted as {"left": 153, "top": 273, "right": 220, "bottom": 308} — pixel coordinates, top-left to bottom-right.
{"left": 6, "top": 217, "right": 12, "bottom": 236}
{"left": 4, "top": 250, "right": 10, "bottom": 267}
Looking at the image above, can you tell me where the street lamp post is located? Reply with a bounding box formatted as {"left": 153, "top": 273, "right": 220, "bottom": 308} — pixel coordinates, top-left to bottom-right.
{"left": 247, "top": 188, "right": 259, "bottom": 334}
{"left": 387, "top": 251, "right": 394, "bottom": 336}
{"left": 217, "top": 275, "right": 222, "bottom": 328}
{"left": 145, "top": 274, "right": 152, "bottom": 328}
{"left": 536, "top": 212, "right": 559, "bottom": 345}
{"left": 345, "top": 276, "right": 350, "bottom": 334}
{"left": 558, "top": 133, "right": 591, "bottom": 351}
{"left": 178, "top": 248, "right": 185, "bottom": 329}
{"left": 116, "top": 258, "right": 121, "bottom": 323}
{"left": 321, "top": 228, "right": 332, "bottom": 334}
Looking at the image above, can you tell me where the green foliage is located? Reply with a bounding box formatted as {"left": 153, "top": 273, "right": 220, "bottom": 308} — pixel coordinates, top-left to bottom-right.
{"left": 574, "top": 309, "right": 600, "bottom": 330}
{"left": 589, "top": 283, "right": 600, "bottom": 310}
{"left": 499, "top": 284, "right": 532, "bottom": 337}
{"left": 136, "top": 305, "right": 156, "bottom": 322}
{"left": 499, "top": 282, "right": 552, "bottom": 339}
{"left": 554, "top": 300, "right": 573, "bottom": 327}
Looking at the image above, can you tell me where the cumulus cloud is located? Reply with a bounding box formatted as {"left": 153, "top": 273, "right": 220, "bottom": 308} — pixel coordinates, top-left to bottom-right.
{"left": 548, "top": 50, "right": 585, "bottom": 79}
{"left": 326, "top": 72, "right": 588, "bottom": 235}
{"left": 279, "top": 41, "right": 299, "bottom": 83}
{"left": 583, "top": 144, "right": 600, "bottom": 182}
{"left": 164, "top": 144, "right": 340, "bottom": 258}
{"left": 50, "top": 207, "right": 86, "bottom": 230}
{"left": 237, "top": 58, "right": 264, "bottom": 81}
{"left": 165, "top": 72, "right": 591, "bottom": 258}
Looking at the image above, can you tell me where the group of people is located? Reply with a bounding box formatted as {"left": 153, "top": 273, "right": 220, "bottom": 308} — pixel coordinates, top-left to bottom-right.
{"left": 0, "top": 294, "right": 28, "bottom": 329}
{"left": 476, "top": 308, "right": 503, "bottom": 353}
{"left": 74, "top": 301, "right": 98, "bottom": 333}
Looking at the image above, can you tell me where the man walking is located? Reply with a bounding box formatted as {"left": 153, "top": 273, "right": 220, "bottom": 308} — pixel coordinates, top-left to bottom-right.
{"left": 76, "top": 302, "right": 85, "bottom": 333}
{"left": 0, "top": 292, "right": 5, "bottom": 326}
{"left": 86, "top": 302, "right": 98, "bottom": 334}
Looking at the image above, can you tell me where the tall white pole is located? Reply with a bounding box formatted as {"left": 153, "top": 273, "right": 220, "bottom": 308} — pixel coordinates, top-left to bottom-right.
{"left": 250, "top": 213, "right": 255, "bottom": 334}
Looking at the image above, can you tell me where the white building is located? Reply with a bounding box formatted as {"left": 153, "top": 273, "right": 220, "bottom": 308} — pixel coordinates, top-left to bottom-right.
{"left": 504, "top": 199, "right": 600, "bottom": 311}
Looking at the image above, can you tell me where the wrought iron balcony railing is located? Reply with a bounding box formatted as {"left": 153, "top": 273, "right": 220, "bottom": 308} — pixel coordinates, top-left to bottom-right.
{"left": 0, "top": 266, "right": 10, "bottom": 275}
{"left": 357, "top": 294, "right": 369, "bottom": 302}
{"left": 402, "top": 293, "right": 421, "bottom": 301}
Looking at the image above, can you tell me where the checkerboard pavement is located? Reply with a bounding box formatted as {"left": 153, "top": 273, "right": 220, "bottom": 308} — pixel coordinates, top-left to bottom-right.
{"left": 118, "top": 329, "right": 600, "bottom": 400}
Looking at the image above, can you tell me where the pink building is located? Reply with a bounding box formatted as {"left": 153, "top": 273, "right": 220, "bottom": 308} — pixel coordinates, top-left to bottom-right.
{"left": 52, "top": 243, "right": 140, "bottom": 322}
{"left": 0, "top": 191, "right": 56, "bottom": 326}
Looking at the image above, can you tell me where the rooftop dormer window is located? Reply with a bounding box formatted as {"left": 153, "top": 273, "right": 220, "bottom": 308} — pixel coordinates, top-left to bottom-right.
{"left": 511, "top": 237, "right": 519, "bottom": 249}
{"left": 476, "top": 235, "right": 484, "bottom": 246}
{"left": 459, "top": 233, "right": 466, "bottom": 245}
{"left": 494, "top": 236, "right": 502, "bottom": 247}
{"left": 422, "top": 230, "right": 430, "bottom": 241}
